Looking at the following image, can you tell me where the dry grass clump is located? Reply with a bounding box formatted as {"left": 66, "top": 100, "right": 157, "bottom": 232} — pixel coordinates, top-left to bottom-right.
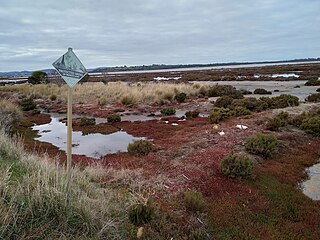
{"left": 0, "top": 82, "right": 208, "bottom": 105}
{"left": 0, "top": 99, "right": 23, "bottom": 127}
{"left": 0, "top": 129, "right": 137, "bottom": 239}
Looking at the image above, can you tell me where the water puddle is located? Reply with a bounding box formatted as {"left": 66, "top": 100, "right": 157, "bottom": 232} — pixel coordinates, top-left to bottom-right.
{"left": 300, "top": 160, "right": 320, "bottom": 200}
{"left": 32, "top": 117, "right": 143, "bottom": 159}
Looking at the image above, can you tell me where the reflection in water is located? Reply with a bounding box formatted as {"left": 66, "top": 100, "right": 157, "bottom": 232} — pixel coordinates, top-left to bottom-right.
{"left": 32, "top": 117, "right": 142, "bottom": 159}
{"left": 301, "top": 161, "right": 320, "bottom": 200}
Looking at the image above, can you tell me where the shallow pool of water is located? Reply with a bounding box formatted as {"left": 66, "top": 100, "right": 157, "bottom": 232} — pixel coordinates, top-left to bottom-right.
{"left": 32, "top": 117, "right": 143, "bottom": 159}
{"left": 301, "top": 161, "right": 320, "bottom": 200}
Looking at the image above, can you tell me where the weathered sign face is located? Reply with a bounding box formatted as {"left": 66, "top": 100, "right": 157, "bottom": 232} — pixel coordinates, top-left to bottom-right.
{"left": 52, "top": 48, "right": 87, "bottom": 87}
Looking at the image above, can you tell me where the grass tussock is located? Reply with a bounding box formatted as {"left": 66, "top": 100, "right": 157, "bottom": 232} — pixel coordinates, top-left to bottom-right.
{"left": 0, "top": 99, "right": 23, "bottom": 127}
{"left": 0, "top": 82, "right": 209, "bottom": 105}
{"left": 0, "top": 129, "right": 137, "bottom": 239}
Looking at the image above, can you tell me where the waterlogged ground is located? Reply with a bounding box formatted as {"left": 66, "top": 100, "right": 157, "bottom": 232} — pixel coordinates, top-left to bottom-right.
{"left": 301, "top": 161, "right": 320, "bottom": 200}
{"left": 32, "top": 116, "right": 143, "bottom": 158}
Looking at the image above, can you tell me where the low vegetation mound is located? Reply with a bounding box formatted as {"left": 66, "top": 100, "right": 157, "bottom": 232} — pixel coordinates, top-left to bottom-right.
{"left": 305, "top": 80, "right": 320, "bottom": 86}
{"left": 127, "top": 140, "right": 155, "bottom": 156}
{"left": 19, "top": 97, "right": 36, "bottom": 111}
{"left": 266, "top": 111, "right": 289, "bottom": 131}
{"left": 107, "top": 114, "right": 121, "bottom": 123}
{"left": 185, "top": 110, "right": 200, "bottom": 119}
{"left": 220, "top": 154, "right": 254, "bottom": 179}
{"left": 129, "top": 201, "right": 154, "bottom": 227}
{"left": 254, "top": 88, "right": 272, "bottom": 95}
{"left": 208, "top": 85, "right": 243, "bottom": 98}
{"left": 245, "top": 133, "right": 278, "bottom": 158}
{"left": 80, "top": 117, "right": 96, "bottom": 126}
{"left": 209, "top": 106, "right": 251, "bottom": 124}
{"left": 175, "top": 92, "right": 187, "bottom": 103}
{"left": 160, "top": 107, "right": 176, "bottom": 116}
{"left": 300, "top": 116, "right": 320, "bottom": 136}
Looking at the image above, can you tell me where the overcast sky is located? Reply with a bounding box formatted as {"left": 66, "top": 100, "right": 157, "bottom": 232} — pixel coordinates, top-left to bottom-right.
{"left": 0, "top": 0, "right": 319, "bottom": 71}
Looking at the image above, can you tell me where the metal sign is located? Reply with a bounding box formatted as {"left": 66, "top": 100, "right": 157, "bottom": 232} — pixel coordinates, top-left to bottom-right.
{"left": 52, "top": 48, "right": 87, "bottom": 87}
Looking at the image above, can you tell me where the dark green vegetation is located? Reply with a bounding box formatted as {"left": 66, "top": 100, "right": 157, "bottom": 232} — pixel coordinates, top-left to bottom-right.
{"left": 209, "top": 106, "right": 251, "bottom": 124}
{"left": 254, "top": 88, "right": 272, "bottom": 95}
{"left": 245, "top": 133, "right": 278, "bottom": 158}
{"left": 127, "top": 140, "right": 155, "bottom": 156}
{"left": 175, "top": 92, "right": 187, "bottom": 103}
{"left": 208, "top": 85, "right": 243, "bottom": 99}
{"left": 220, "top": 154, "right": 253, "bottom": 179}
{"left": 185, "top": 110, "right": 200, "bottom": 119}
{"left": 266, "top": 111, "right": 289, "bottom": 131}
{"left": 19, "top": 97, "right": 36, "bottom": 111}
{"left": 107, "top": 114, "right": 121, "bottom": 123}
{"left": 160, "top": 107, "right": 176, "bottom": 115}
{"left": 80, "top": 117, "right": 96, "bottom": 126}
{"left": 300, "top": 116, "right": 320, "bottom": 136}
{"left": 28, "top": 71, "right": 48, "bottom": 84}
{"left": 305, "top": 80, "right": 320, "bottom": 86}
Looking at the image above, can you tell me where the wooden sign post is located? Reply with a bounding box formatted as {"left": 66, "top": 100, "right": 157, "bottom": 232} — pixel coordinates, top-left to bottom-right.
{"left": 53, "top": 48, "right": 88, "bottom": 196}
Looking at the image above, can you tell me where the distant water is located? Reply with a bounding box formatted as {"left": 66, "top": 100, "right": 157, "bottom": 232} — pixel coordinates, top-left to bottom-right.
{"left": 301, "top": 160, "right": 320, "bottom": 200}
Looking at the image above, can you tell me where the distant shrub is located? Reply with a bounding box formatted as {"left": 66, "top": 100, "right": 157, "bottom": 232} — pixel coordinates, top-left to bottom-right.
{"left": 121, "top": 95, "right": 135, "bottom": 106}
{"left": 198, "top": 86, "right": 208, "bottom": 96}
{"left": 185, "top": 110, "right": 200, "bottom": 119}
{"left": 317, "top": 88, "right": 320, "bottom": 92}
{"left": 300, "top": 116, "right": 320, "bottom": 136}
{"left": 214, "top": 96, "right": 233, "bottom": 108}
{"left": 127, "top": 140, "right": 155, "bottom": 156}
{"left": 107, "top": 114, "right": 121, "bottom": 123}
{"left": 160, "top": 107, "right": 176, "bottom": 115}
{"left": 184, "top": 190, "right": 205, "bottom": 212}
{"left": 28, "top": 71, "right": 48, "bottom": 84}
{"left": 254, "top": 88, "right": 272, "bottom": 95}
{"left": 231, "top": 106, "right": 251, "bottom": 117}
{"left": 305, "top": 80, "right": 320, "bottom": 86}
{"left": 240, "top": 89, "right": 252, "bottom": 95}
{"left": 221, "top": 154, "right": 253, "bottom": 179}
{"left": 231, "top": 97, "right": 256, "bottom": 110}
{"left": 80, "top": 117, "right": 96, "bottom": 126}
{"left": 129, "top": 201, "right": 154, "bottom": 226}
{"left": 49, "top": 94, "right": 57, "bottom": 101}
{"left": 0, "top": 99, "right": 23, "bottom": 127}
{"left": 245, "top": 133, "right": 278, "bottom": 158}
{"left": 306, "top": 93, "right": 320, "bottom": 102}
{"left": 209, "top": 108, "right": 232, "bottom": 123}
{"left": 208, "top": 85, "right": 243, "bottom": 98}
{"left": 175, "top": 92, "right": 187, "bottom": 103}
{"left": 289, "top": 113, "right": 308, "bottom": 127}
{"left": 19, "top": 97, "right": 36, "bottom": 111}
{"left": 254, "top": 99, "right": 269, "bottom": 112}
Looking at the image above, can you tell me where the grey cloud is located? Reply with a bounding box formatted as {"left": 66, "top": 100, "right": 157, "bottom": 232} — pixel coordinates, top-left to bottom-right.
{"left": 0, "top": 0, "right": 319, "bottom": 71}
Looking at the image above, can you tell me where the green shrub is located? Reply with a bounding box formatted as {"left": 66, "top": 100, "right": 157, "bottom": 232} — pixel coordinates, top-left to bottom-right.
{"left": 184, "top": 190, "right": 205, "bottom": 212}
{"left": 231, "top": 106, "right": 251, "bottom": 116}
{"left": 245, "top": 133, "right": 278, "bottom": 158}
{"left": 220, "top": 154, "right": 253, "bottom": 179}
{"left": 306, "top": 93, "right": 320, "bottom": 102}
{"left": 160, "top": 107, "right": 176, "bottom": 116}
{"left": 209, "top": 108, "right": 232, "bottom": 123}
{"left": 254, "top": 88, "right": 272, "bottom": 95}
{"left": 129, "top": 201, "right": 154, "bottom": 226}
{"left": 289, "top": 113, "right": 308, "bottom": 127}
{"left": 214, "top": 96, "right": 233, "bottom": 108}
{"left": 175, "top": 92, "right": 187, "bottom": 103}
{"left": 208, "top": 85, "right": 243, "bottom": 98}
{"left": 80, "top": 117, "right": 96, "bottom": 126}
{"left": 19, "top": 97, "right": 36, "bottom": 111}
{"left": 127, "top": 140, "right": 155, "bottom": 156}
{"left": 231, "top": 97, "right": 256, "bottom": 110}
{"left": 317, "top": 88, "right": 320, "bottom": 92}
{"left": 254, "top": 99, "right": 269, "bottom": 112}
{"left": 300, "top": 116, "right": 320, "bottom": 136}
{"left": 185, "top": 110, "right": 200, "bottom": 119}
{"left": 107, "top": 114, "right": 121, "bottom": 123}
{"left": 305, "top": 80, "right": 320, "bottom": 86}
{"left": 49, "top": 94, "right": 57, "bottom": 101}
{"left": 28, "top": 71, "right": 48, "bottom": 84}
{"left": 270, "top": 94, "right": 299, "bottom": 108}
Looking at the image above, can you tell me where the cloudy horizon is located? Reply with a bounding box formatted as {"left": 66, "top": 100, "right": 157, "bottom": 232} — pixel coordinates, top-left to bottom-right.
{"left": 0, "top": 0, "right": 319, "bottom": 72}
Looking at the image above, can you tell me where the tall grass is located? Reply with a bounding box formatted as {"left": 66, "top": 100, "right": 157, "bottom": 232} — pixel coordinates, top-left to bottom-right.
{"left": 0, "top": 129, "right": 137, "bottom": 239}
{"left": 0, "top": 82, "right": 209, "bottom": 105}
{"left": 0, "top": 99, "right": 23, "bottom": 127}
